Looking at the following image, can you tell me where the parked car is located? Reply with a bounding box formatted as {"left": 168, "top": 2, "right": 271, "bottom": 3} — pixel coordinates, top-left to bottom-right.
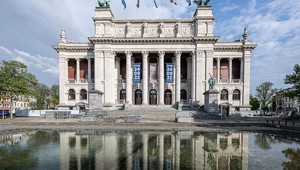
{"left": 0, "top": 110, "right": 10, "bottom": 118}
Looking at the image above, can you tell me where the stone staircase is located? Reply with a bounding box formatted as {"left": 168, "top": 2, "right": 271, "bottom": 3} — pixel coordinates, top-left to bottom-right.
{"left": 105, "top": 105, "right": 178, "bottom": 120}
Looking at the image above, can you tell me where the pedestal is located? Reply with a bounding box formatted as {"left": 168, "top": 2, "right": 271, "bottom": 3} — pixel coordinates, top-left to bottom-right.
{"left": 88, "top": 90, "right": 104, "bottom": 114}
{"left": 203, "top": 89, "right": 219, "bottom": 114}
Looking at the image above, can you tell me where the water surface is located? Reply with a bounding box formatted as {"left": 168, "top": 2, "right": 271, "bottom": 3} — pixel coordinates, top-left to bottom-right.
{"left": 0, "top": 129, "right": 299, "bottom": 170}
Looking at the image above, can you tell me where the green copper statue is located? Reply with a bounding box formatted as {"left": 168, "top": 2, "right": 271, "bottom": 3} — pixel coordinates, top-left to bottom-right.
{"left": 194, "top": 0, "right": 211, "bottom": 6}
{"left": 208, "top": 73, "right": 216, "bottom": 90}
{"left": 98, "top": 0, "right": 110, "bottom": 8}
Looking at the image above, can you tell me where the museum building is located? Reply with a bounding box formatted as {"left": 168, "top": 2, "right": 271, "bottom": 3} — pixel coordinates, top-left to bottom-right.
{"left": 53, "top": 5, "right": 256, "bottom": 112}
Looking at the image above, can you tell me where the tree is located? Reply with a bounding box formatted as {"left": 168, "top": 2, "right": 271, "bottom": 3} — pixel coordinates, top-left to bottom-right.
{"left": 50, "top": 84, "right": 59, "bottom": 109}
{"left": 284, "top": 64, "right": 300, "bottom": 98}
{"left": 30, "top": 83, "right": 50, "bottom": 110}
{"left": 255, "top": 82, "right": 277, "bottom": 112}
{"left": 249, "top": 95, "right": 260, "bottom": 110}
{"left": 0, "top": 60, "right": 38, "bottom": 118}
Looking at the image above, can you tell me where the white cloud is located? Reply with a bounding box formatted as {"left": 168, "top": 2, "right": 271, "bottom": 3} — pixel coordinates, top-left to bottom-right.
{"left": 215, "top": 0, "right": 300, "bottom": 93}
{"left": 0, "top": 46, "right": 58, "bottom": 76}
{"left": 220, "top": 5, "right": 238, "bottom": 13}
{"left": 0, "top": 46, "right": 13, "bottom": 56}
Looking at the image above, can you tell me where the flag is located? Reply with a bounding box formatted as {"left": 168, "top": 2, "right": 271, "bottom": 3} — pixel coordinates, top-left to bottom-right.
{"left": 121, "top": 0, "right": 126, "bottom": 9}
{"left": 153, "top": 0, "right": 158, "bottom": 8}
{"left": 186, "top": 0, "right": 191, "bottom": 6}
{"left": 136, "top": 0, "right": 140, "bottom": 8}
{"left": 170, "top": 0, "right": 177, "bottom": 5}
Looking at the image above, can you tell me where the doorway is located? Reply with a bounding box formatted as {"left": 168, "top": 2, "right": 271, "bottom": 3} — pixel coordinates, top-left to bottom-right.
{"left": 120, "top": 89, "right": 126, "bottom": 103}
{"left": 149, "top": 89, "right": 157, "bottom": 105}
{"left": 135, "top": 89, "right": 142, "bottom": 105}
{"left": 180, "top": 89, "right": 187, "bottom": 101}
{"left": 164, "top": 89, "right": 172, "bottom": 105}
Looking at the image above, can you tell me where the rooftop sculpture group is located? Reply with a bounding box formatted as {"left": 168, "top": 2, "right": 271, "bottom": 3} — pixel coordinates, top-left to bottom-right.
{"left": 98, "top": 0, "right": 110, "bottom": 8}
{"left": 97, "top": 0, "right": 211, "bottom": 8}
{"left": 194, "top": 0, "right": 211, "bottom": 6}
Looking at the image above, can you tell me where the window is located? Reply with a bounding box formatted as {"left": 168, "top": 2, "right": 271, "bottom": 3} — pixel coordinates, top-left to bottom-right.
{"left": 68, "top": 89, "right": 76, "bottom": 100}
{"left": 220, "top": 89, "right": 228, "bottom": 100}
{"left": 80, "top": 89, "right": 87, "bottom": 100}
{"left": 233, "top": 89, "right": 241, "bottom": 100}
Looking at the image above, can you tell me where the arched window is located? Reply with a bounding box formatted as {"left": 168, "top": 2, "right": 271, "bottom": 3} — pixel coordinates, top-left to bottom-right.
{"left": 220, "top": 89, "right": 228, "bottom": 100}
{"left": 68, "top": 89, "right": 75, "bottom": 100}
{"left": 80, "top": 89, "right": 87, "bottom": 100}
{"left": 232, "top": 89, "right": 240, "bottom": 100}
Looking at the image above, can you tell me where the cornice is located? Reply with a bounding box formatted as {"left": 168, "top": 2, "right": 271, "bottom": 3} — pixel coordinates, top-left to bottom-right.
{"left": 53, "top": 44, "right": 94, "bottom": 53}
{"left": 194, "top": 36, "right": 219, "bottom": 44}
{"left": 89, "top": 37, "right": 219, "bottom": 45}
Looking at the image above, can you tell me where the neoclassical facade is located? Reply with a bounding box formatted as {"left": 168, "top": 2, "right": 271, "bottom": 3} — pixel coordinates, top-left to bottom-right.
{"left": 53, "top": 6, "right": 256, "bottom": 111}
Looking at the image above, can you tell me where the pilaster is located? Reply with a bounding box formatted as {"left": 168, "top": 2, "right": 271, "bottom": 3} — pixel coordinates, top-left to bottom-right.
{"left": 159, "top": 51, "right": 165, "bottom": 105}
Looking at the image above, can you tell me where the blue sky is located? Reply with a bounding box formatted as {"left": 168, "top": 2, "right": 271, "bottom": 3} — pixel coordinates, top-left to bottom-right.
{"left": 0, "top": 0, "right": 299, "bottom": 94}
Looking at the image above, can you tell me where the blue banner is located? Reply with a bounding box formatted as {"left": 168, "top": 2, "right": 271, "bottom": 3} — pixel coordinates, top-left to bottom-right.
{"left": 165, "top": 63, "right": 173, "bottom": 83}
{"left": 133, "top": 63, "right": 141, "bottom": 83}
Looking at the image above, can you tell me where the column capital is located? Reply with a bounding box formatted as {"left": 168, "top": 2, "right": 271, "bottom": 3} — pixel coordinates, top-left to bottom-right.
{"left": 205, "top": 50, "right": 214, "bottom": 57}
{"left": 142, "top": 50, "right": 149, "bottom": 57}
{"left": 174, "top": 50, "right": 182, "bottom": 57}
{"left": 125, "top": 51, "right": 132, "bottom": 56}
{"left": 158, "top": 51, "right": 165, "bottom": 57}
{"left": 190, "top": 50, "right": 196, "bottom": 57}
{"left": 75, "top": 58, "right": 81, "bottom": 61}
{"left": 196, "top": 50, "right": 204, "bottom": 57}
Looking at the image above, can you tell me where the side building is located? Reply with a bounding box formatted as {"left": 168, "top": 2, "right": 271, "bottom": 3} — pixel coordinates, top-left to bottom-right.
{"left": 53, "top": 6, "right": 256, "bottom": 113}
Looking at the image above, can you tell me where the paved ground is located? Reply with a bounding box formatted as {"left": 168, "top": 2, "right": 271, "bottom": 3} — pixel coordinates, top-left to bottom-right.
{"left": 0, "top": 110, "right": 299, "bottom": 133}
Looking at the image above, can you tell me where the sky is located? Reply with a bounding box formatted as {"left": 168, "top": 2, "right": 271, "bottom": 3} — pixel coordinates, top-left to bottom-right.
{"left": 0, "top": 0, "right": 299, "bottom": 95}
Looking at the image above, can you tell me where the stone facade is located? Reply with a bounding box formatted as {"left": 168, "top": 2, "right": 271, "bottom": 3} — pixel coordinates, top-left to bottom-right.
{"left": 53, "top": 6, "right": 256, "bottom": 112}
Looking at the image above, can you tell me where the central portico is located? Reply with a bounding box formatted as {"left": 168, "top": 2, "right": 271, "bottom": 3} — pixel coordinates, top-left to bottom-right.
{"left": 54, "top": 6, "right": 256, "bottom": 112}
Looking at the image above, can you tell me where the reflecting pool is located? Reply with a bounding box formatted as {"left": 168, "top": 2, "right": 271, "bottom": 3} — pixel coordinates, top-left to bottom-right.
{"left": 0, "top": 129, "right": 299, "bottom": 170}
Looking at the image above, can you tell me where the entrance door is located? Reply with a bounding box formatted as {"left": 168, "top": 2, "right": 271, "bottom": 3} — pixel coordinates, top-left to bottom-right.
{"left": 135, "top": 89, "right": 142, "bottom": 105}
{"left": 149, "top": 89, "right": 157, "bottom": 105}
{"left": 180, "top": 89, "right": 187, "bottom": 101}
{"left": 164, "top": 89, "right": 172, "bottom": 105}
{"left": 120, "top": 89, "right": 126, "bottom": 103}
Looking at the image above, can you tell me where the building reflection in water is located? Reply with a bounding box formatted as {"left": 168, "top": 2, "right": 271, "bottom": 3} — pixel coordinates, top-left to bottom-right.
{"left": 59, "top": 130, "right": 248, "bottom": 170}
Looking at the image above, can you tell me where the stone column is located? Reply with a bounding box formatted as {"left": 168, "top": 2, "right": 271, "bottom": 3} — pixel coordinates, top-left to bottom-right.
{"left": 142, "top": 51, "right": 149, "bottom": 105}
{"left": 59, "top": 57, "right": 67, "bottom": 105}
{"left": 229, "top": 58, "right": 232, "bottom": 82}
{"left": 187, "top": 57, "right": 192, "bottom": 100}
{"left": 175, "top": 138, "right": 180, "bottom": 170}
{"left": 126, "top": 51, "right": 133, "bottom": 104}
{"left": 76, "top": 58, "right": 80, "bottom": 83}
{"left": 88, "top": 58, "right": 91, "bottom": 83}
{"left": 240, "top": 59, "right": 244, "bottom": 82}
{"left": 159, "top": 133, "right": 164, "bottom": 170}
{"left": 115, "top": 57, "right": 121, "bottom": 83}
{"left": 159, "top": 51, "right": 165, "bottom": 105}
{"left": 175, "top": 51, "right": 182, "bottom": 103}
{"left": 191, "top": 51, "right": 196, "bottom": 102}
{"left": 217, "top": 58, "right": 220, "bottom": 82}
{"left": 142, "top": 134, "right": 148, "bottom": 170}
{"left": 172, "top": 57, "right": 176, "bottom": 104}
{"left": 116, "top": 57, "right": 121, "bottom": 102}
{"left": 126, "top": 133, "right": 133, "bottom": 170}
